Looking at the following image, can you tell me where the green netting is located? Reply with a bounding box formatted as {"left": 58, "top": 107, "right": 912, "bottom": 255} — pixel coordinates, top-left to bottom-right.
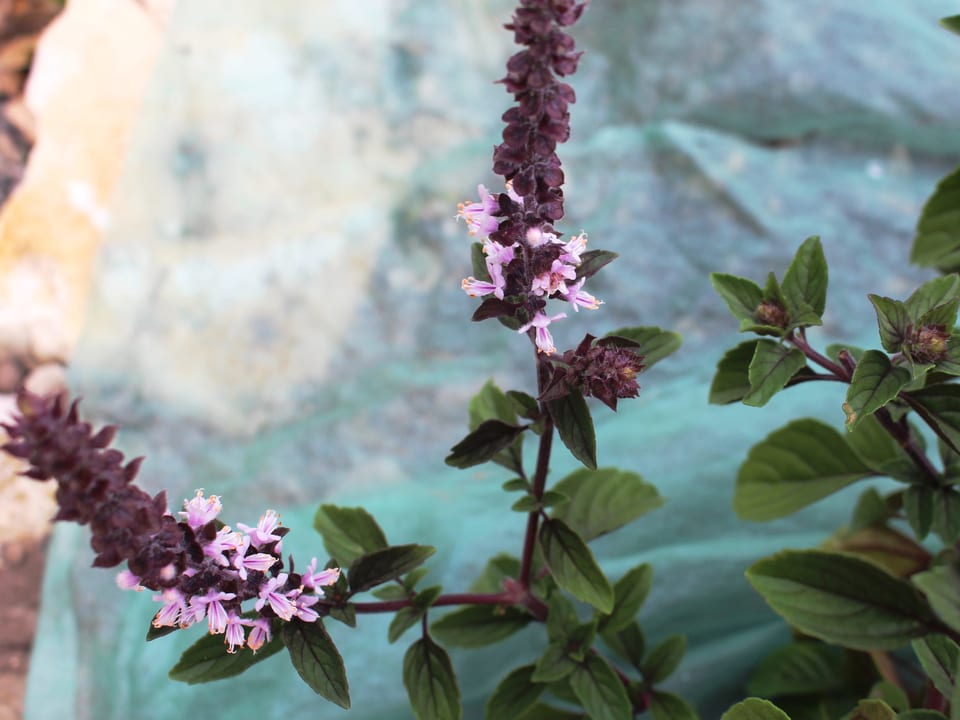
{"left": 25, "top": 1, "right": 960, "bottom": 718}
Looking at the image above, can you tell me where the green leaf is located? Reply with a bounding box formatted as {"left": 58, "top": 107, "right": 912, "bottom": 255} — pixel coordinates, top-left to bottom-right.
{"left": 904, "top": 385, "right": 960, "bottom": 455}
{"left": 898, "top": 711, "right": 949, "bottom": 720}
{"left": 942, "top": 16, "right": 960, "bottom": 35}
{"left": 650, "top": 691, "right": 700, "bottom": 720}
{"left": 546, "top": 593, "right": 580, "bottom": 643}
{"left": 512, "top": 495, "right": 541, "bottom": 513}
{"left": 734, "top": 419, "right": 874, "bottom": 521}
{"left": 146, "top": 623, "right": 179, "bottom": 642}
{"left": 746, "top": 641, "right": 845, "bottom": 697}
{"left": 721, "top": 698, "right": 792, "bottom": 720}
{"left": 532, "top": 642, "right": 578, "bottom": 683}
{"left": 869, "top": 295, "right": 910, "bottom": 353}
{"left": 746, "top": 549, "right": 938, "bottom": 649}
{"left": 430, "top": 605, "right": 532, "bottom": 648}
{"left": 281, "top": 619, "right": 350, "bottom": 708}
{"left": 710, "top": 340, "right": 761, "bottom": 405}
{"left": 551, "top": 467, "right": 663, "bottom": 541}
{"left": 468, "top": 553, "right": 521, "bottom": 594}
{"left": 313, "top": 505, "right": 388, "bottom": 566}
{"left": 912, "top": 634, "right": 959, "bottom": 698}
{"left": 782, "top": 236, "right": 828, "bottom": 318}
{"left": 711, "top": 273, "right": 764, "bottom": 323}
{"left": 604, "top": 326, "right": 682, "bottom": 368}
{"left": 576, "top": 249, "right": 618, "bottom": 281}
{"left": 851, "top": 488, "right": 894, "bottom": 532}
{"left": 869, "top": 680, "right": 909, "bottom": 712}
{"left": 516, "top": 703, "right": 583, "bottom": 720}
{"left": 539, "top": 518, "right": 614, "bottom": 613}
{"left": 905, "top": 275, "right": 960, "bottom": 320}
{"left": 471, "top": 242, "right": 492, "bottom": 282}
{"left": 329, "top": 604, "right": 357, "bottom": 628}
{"left": 845, "top": 414, "right": 920, "bottom": 482}
{"left": 919, "top": 298, "right": 960, "bottom": 330}
{"left": 569, "top": 654, "right": 632, "bottom": 720}
{"left": 601, "top": 563, "right": 653, "bottom": 633}
{"left": 905, "top": 485, "right": 935, "bottom": 540}
{"left": 388, "top": 586, "right": 442, "bottom": 644}
{"left": 844, "top": 351, "right": 911, "bottom": 430}
{"left": 933, "top": 488, "right": 960, "bottom": 544}
{"left": 744, "top": 340, "right": 807, "bottom": 407}
{"left": 403, "top": 636, "right": 461, "bottom": 720}
{"left": 372, "top": 585, "right": 408, "bottom": 601}
{"left": 348, "top": 544, "right": 436, "bottom": 593}
{"left": 507, "top": 390, "right": 540, "bottom": 420}
{"left": 404, "top": 567, "right": 431, "bottom": 591}
{"left": 502, "top": 477, "right": 529, "bottom": 492}
{"left": 548, "top": 390, "right": 597, "bottom": 469}
{"left": 468, "top": 380, "right": 526, "bottom": 472}
{"left": 601, "top": 621, "right": 646, "bottom": 671}
{"left": 913, "top": 564, "right": 960, "bottom": 634}
{"left": 445, "top": 419, "right": 525, "bottom": 469}
{"left": 642, "top": 635, "right": 686, "bottom": 684}
{"left": 851, "top": 699, "right": 898, "bottom": 720}
{"left": 169, "top": 624, "right": 284, "bottom": 684}
{"left": 485, "top": 665, "right": 545, "bottom": 720}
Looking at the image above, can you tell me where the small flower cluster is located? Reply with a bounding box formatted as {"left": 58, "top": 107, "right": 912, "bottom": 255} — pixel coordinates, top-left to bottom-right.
{"left": 2, "top": 392, "right": 339, "bottom": 653}
{"left": 457, "top": 1, "right": 597, "bottom": 356}
{"left": 542, "top": 334, "right": 645, "bottom": 410}
{"left": 459, "top": 186, "right": 601, "bottom": 354}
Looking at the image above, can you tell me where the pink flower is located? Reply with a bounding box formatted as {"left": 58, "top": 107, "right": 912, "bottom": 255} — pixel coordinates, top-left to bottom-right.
{"left": 456, "top": 185, "right": 500, "bottom": 238}
{"left": 115, "top": 569, "right": 142, "bottom": 591}
{"left": 255, "top": 573, "right": 296, "bottom": 621}
{"left": 291, "top": 592, "right": 320, "bottom": 622}
{"left": 224, "top": 612, "right": 246, "bottom": 653}
{"left": 188, "top": 589, "right": 237, "bottom": 634}
{"left": 560, "top": 232, "right": 588, "bottom": 265}
{"left": 231, "top": 535, "right": 277, "bottom": 580}
{"left": 563, "top": 278, "right": 602, "bottom": 312}
{"left": 461, "top": 276, "right": 501, "bottom": 299}
{"left": 518, "top": 312, "right": 567, "bottom": 354}
{"left": 203, "top": 526, "right": 242, "bottom": 566}
{"left": 302, "top": 559, "right": 341, "bottom": 591}
{"left": 246, "top": 617, "right": 272, "bottom": 652}
{"left": 237, "top": 509, "right": 283, "bottom": 550}
{"left": 531, "top": 258, "right": 576, "bottom": 297}
{"left": 179, "top": 490, "right": 222, "bottom": 530}
{"left": 152, "top": 589, "right": 188, "bottom": 628}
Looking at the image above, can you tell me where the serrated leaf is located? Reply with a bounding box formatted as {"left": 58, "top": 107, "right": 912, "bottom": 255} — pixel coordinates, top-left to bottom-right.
{"left": 721, "top": 698, "right": 791, "bottom": 720}
{"left": 905, "top": 275, "right": 960, "bottom": 320}
{"left": 388, "top": 586, "right": 442, "bottom": 644}
{"left": 744, "top": 340, "right": 807, "bottom": 407}
{"left": 403, "top": 637, "right": 461, "bottom": 720}
{"left": 601, "top": 621, "right": 646, "bottom": 671}
{"left": 844, "top": 351, "right": 911, "bottom": 430}
{"left": 942, "top": 16, "right": 960, "bottom": 35}
{"left": 850, "top": 699, "right": 898, "bottom": 720}
{"left": 313, "top": 505, "right": 388, "bottom": 567}
{"left": 642, "top": 635, "right": 686, "bottom": 684}
{"left": 551, "top": 467, "right": 663, "bottom": 541}
{"left": 851, "top": 487, "right": 893, "bottom": 532}
{"left": 933, "top": 488, "right": 960, "bottom": 544}
{"left": 604, "top": 326, "right": 682, "bottom": 368}
{"left": 711, "top": 273, "right": 764, "bottom": 323}
{"left": 904, "top": 385, "right": 960, "bottom": 455}
{"left": 539, "top": 518, "right": 614, "bottom": 613}
{"left": 782, "top": 236, "right": 828, "bottom": 318}
{"left": 348, "top": 544, "right": 436, "bottom": 593}
{"left": 569, "top": 654, "right": 632, "bottom": 720}
{"left": 650, "top": 691, "right": 700, "bottom": 720}
{"left": 869, "top": 295, "right": 910, "bottom": 353}
{"left": 746, "top": 641, "right": 845, "bottom": 697}
{"left": 548, "top": 389, "right": 597, "bottom": 469}
{"left": 532, "top": 642, "right": 578, "bottom": 683}
{"left": 747, "top": 550, "right": 938, "bottom": 649}
{"left": 445, "top": 419, "right": 525, "bottom": 469}
{"left": 905, "top": 485, "right": 935, "bottom": 540}
{"left": 576, "top": 249, "right": 618, "bottom": 281}
{"left": 169, "top": 624, "right": 284, "bottom": 684}
{"left": 468, "top": 553, "right": 521, "bottom": 594}
{"left": 912, "top": 634, "right": 959, "bottom": 698}
{"left": 710, "top": 340, "right": 761, "bottom": 405}
{"left": 329, "top": 604, "right": 357, "bottom": 628}
{"left": 601, "top": 563, "right": 653, "bottom": 633}
{"left": 281, "top": 619, "right": 350, "bottom": 708}
{"left": 485, "top": 665, "right": 544, "bottom": 720}
{"left": 914, "top": 564, "right": 960, "bottom": 634}
{"left": 734, "top": 419, "right": 874, "bottom": 521}
{"left": 430, "top": 604, "right": 532, "bottom": 648}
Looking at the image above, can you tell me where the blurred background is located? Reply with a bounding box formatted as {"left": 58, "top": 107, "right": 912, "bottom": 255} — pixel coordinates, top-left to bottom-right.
{"left": 1, "top": 0, "right": 959, "bottom": 718}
